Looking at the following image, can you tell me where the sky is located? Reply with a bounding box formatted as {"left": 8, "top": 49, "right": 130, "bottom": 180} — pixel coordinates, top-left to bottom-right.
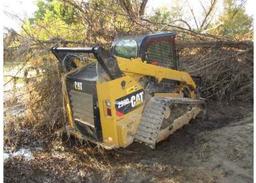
{"left": 2, "top": 0, "right": 255, "bottom": 32}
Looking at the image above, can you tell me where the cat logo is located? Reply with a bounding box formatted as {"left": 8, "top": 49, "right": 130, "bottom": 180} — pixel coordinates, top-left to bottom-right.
{"left": 74, "top": 81, "right": 83, "bottom": 91}
{"left": 115, "top": 90, "right": 144, "bottom": 116}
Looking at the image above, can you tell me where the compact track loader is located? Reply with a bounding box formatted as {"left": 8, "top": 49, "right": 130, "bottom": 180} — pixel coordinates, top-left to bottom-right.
{"left": 52, "top": 32, "right": 205, "bottom": 149}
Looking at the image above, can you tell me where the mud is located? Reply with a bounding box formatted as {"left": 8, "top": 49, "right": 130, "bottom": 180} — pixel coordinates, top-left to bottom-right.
{"left": 4, "top": 101, "right": 253, "bottom": 183}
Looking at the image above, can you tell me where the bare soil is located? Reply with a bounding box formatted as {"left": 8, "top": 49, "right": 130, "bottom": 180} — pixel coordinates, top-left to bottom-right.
{"left": 4, "top": 101, "right": 253, "bottom": 183}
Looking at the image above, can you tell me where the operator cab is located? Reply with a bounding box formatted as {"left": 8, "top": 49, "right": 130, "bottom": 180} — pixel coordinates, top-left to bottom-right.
{"left": 111, "top": 32, "right": 178, "bottom": 69}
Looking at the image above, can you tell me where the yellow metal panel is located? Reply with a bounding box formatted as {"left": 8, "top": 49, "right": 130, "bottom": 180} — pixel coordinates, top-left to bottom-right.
{"left": 96, "top": 76, "right": 144, "bottom": 147}
{"left": 66, "top": 103, "right": 74, "bottom": 127}
{"left": 116, "top": 106, "right": 144, "bottom": 147}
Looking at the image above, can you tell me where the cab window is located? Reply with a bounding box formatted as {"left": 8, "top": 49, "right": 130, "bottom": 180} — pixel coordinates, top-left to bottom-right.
{"left": 114, "top": 39, "right": 137, "bottom": 59}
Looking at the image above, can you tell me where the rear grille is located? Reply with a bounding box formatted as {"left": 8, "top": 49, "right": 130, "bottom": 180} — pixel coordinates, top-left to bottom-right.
{"left": 69, "top": 90, "right": 95, "bottom": 127}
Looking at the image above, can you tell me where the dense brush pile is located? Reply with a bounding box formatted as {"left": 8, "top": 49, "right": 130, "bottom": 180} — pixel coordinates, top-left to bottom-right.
{"left": 178, "top": 41, "right": 253, "bottom": 101}
{"left": 24, "top": 58, "right": 64, "bottom": 131}
{"left": 4, "top": 56, "right": 65, "bottom": 150}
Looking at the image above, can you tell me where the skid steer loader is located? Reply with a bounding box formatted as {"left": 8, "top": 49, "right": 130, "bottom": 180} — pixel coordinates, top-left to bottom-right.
{"left": 52, "top": 32, "right": 205, "bottom": 149}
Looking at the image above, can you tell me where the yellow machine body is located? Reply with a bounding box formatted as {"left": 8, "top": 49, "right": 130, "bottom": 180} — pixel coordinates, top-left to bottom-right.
{"left": 64, "top": 56, "right": 198, "bottom": 148}
{"left": 52, "top": 32, "right": 204, "bottom": 149}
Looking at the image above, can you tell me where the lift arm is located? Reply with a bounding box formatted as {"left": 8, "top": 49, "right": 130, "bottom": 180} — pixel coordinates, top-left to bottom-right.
{"left": 116, "top": 57, "right": 197, "bottom": 89}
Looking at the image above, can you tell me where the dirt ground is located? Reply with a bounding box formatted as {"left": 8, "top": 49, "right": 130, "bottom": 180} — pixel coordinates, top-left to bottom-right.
{"left": 4, "top": 101, "right": 253, "bottom": 183}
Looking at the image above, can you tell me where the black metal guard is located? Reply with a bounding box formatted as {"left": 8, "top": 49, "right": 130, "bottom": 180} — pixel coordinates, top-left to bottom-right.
{"left": 51, "top": 46, "right": 123, "bottom": 80}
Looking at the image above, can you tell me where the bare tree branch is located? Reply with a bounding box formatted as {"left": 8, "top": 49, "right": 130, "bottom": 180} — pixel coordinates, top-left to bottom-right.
{"left": 200, "top": 0, "right": 217, "bottom": 30}
{"left": 171, "top": 19, "right": 192, "bottom": 30}
{"left": 199, "top": 0, "right": 207, "bottom": 14}
{"left": 186, "top": 0, "right": 200, "bottom": 30}
{"left": 139, "top": 0, "right": 148, "bottom": 16}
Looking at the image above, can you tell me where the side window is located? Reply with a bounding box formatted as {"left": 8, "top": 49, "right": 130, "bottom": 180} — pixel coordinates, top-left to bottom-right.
{"left": 114, "top": 39, "right": 137, "bottom": 59}
{"left": 146, "top": 39, "right": 175, "bottom": 68}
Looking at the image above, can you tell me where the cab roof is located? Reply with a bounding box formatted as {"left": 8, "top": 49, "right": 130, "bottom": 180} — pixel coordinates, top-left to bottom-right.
{"left": 112, "top": 32, "right": 176, "bottom": 50}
